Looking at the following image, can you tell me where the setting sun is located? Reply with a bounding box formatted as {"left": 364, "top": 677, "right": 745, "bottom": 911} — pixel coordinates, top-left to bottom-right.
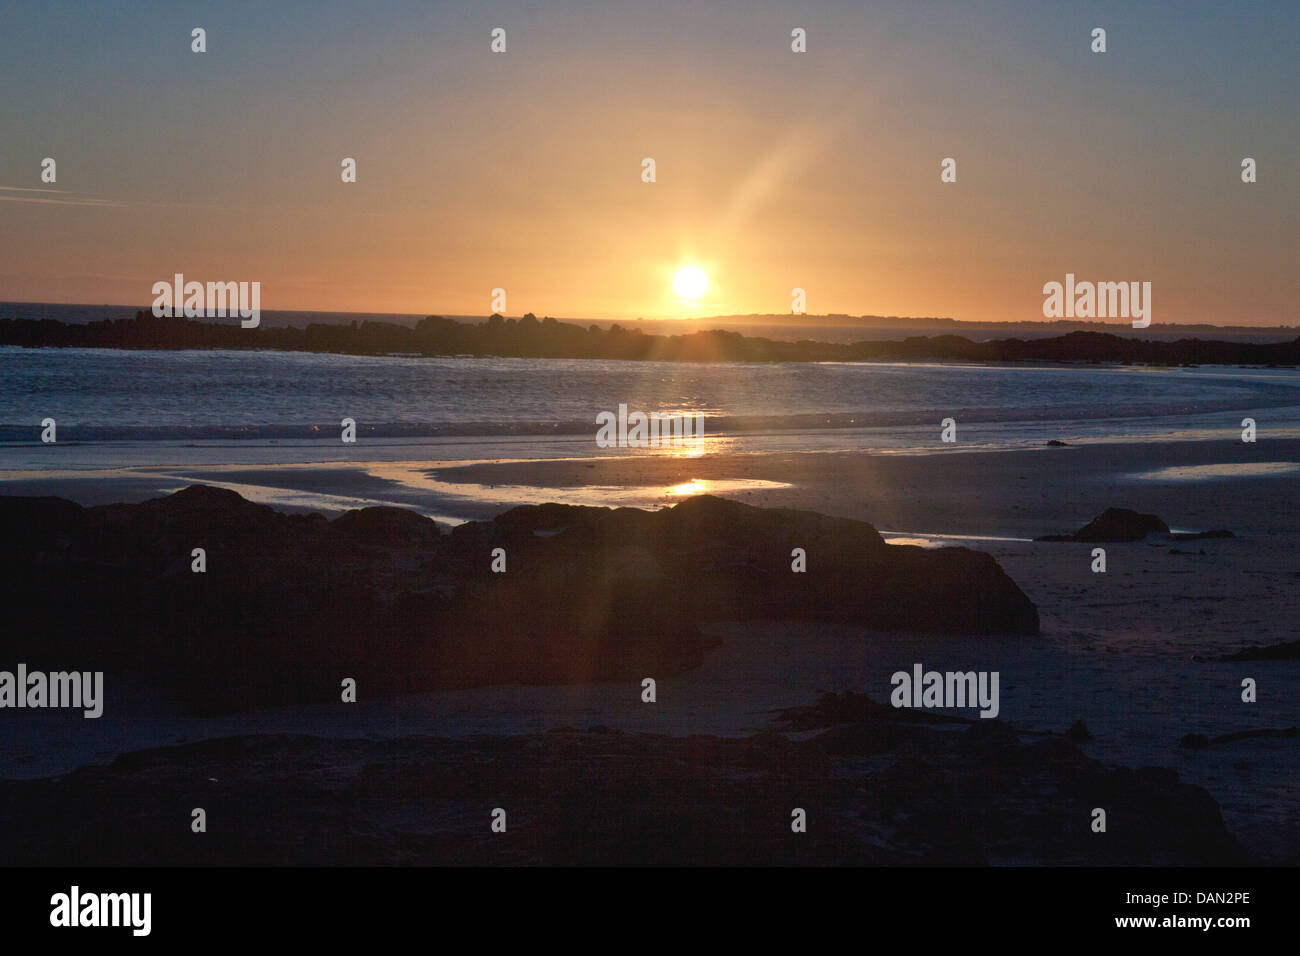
{"left": 673, "top": 266, "right": 709, "bottom": 301}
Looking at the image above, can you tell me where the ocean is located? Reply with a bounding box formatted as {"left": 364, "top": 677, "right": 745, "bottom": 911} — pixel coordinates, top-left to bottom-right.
{"left": 4, "top": 346, "right": 1300, "bottom": 451}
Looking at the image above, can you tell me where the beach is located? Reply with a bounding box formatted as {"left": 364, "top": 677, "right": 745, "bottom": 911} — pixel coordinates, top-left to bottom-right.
{"left": 2, "top": 429, "right": 1296, "bottom": 861}
{"left": 3, "top": 347, "right": 1298, "bottom": 864}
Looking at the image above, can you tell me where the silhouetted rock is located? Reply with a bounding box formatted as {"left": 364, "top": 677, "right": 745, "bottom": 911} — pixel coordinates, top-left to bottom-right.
{"left": 1037, "top": 507, "right": 1236, "bottom": 543}
{"left": 330, "top": 506, "right": 443, "bottom": 549}
{"left": 1046, "top": 439, "right": 1070, "bottom": 446}
{"left": 480, "top": 495, "right": 1040, "bottom": 637}
{"left": 0, "top": 695, "right": 1250, "bottom": 865}
{"left": 0, "top": 488, "right": 1039, "bottom": 714}
{"left": 1037, "top": 507, "right": 1166, "bottom": 542}
{"left": 1064, "top": 720, "right": 1093, "bottom": 743}
{"left": 1056, "top": 507, "right": 1168, "bottom": 542}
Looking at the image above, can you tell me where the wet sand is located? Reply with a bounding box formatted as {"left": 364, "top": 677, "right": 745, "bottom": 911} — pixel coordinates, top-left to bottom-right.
{"left": 2, "top": 435, "right": 1297, "bottom": 534}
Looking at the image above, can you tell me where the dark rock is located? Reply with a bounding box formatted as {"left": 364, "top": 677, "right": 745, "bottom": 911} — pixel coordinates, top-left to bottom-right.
{"left": 1181, "top": 733, "right": 1211, "bottom": 749}
{"left": 0, "top": 700, "right": 1250, "bottom": 865}
{"left": 1133, "top": 766, "right": 1180, "bottom": 788}
{"left": 488, "top": 501, "right": 610, "bottom": 535}
{"left": 959, "top": 719, "right": 1021, "bottom": 753}
{"left": 0, "top": 488, "right": 1039, "bottom": 714}
{"left": 1038, "top": 507, "right": 1235, "bottom": 544}
{"left": 1064, "top": 720, "right": 1092, "bottom": 743}
{"left": 1057, "top": 507, "right": 1169, "bottom": 542}
{"left": 1045, "top": 439, "right": 1070, "bottom": 446}
{"left": 330, "top": 506, "right": 443, "bottom": 549}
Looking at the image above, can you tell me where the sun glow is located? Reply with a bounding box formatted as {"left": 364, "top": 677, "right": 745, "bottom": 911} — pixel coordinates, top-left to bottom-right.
{"left": 669, "top": 479, "right": 706, "bottom": 496}
{"left": 672, "top": 266, "right": 709, "bottom": 300}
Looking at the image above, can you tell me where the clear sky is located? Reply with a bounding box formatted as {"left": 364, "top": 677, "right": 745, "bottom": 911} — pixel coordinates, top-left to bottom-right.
{"left": 1, "top": 0, "right": 1295, "bottom": 323}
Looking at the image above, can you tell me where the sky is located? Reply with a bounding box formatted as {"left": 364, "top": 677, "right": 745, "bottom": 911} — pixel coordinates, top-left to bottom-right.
{"left": 1, "top": 0, "right": 1296, "bottom": 324}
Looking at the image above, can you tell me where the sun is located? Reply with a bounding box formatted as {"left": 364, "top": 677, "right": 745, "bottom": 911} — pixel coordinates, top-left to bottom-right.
{"left": 673, "top": 265, "right": 709, "bottom": 300}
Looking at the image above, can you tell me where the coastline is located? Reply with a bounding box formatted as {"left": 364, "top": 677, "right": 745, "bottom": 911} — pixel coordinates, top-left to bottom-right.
{"left": 3, "top": 313, "right": 1298, "bottom": 365}
{"left": 2, "top": 433, "right": 1296, "bottom": 861}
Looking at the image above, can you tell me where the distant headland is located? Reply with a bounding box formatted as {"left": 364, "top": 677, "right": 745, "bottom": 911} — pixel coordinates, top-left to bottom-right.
{"left": 1, "top": 310, "right": 1297, "bottom": 366}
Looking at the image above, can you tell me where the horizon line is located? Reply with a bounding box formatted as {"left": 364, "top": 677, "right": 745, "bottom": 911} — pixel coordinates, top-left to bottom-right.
{"left": 1, "top": 299, "right": 1295, "bottom": 331}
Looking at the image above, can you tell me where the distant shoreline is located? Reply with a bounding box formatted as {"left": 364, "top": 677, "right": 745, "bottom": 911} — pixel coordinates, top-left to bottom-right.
{"left": 2, "top": 311, "right": 1298, "bottom": 367}
{"left": 3, "top": 301, "right": 1295, "bottom": 337}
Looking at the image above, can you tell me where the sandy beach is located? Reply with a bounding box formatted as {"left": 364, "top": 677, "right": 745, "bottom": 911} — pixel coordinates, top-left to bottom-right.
{"left": 2, "top": 433, "right": 1296, "bottom": 861}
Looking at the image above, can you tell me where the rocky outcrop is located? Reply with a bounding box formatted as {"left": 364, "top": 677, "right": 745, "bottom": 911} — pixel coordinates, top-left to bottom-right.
{"left": 0, "top": 487, "right": 1038, "bottom": 713}
{"left": 1037, "top": 507, "right": 1169, "bottom": 541}
{"left": 0, "top": 698, "right": 1247, "bottom": 865}
{"left": 1037, "top": 507, "right": 1234, "bottom": 543}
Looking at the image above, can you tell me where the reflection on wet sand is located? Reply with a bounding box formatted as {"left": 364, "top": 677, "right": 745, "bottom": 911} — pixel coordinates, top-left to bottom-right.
{"left": 1127, "top": 461, "right": 1300, "bottom": 482}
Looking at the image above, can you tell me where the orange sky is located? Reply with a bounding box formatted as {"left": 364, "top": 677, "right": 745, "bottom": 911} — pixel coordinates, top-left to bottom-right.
{"left": 1, "top": 2, "right": 1295, "bottom": 324}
